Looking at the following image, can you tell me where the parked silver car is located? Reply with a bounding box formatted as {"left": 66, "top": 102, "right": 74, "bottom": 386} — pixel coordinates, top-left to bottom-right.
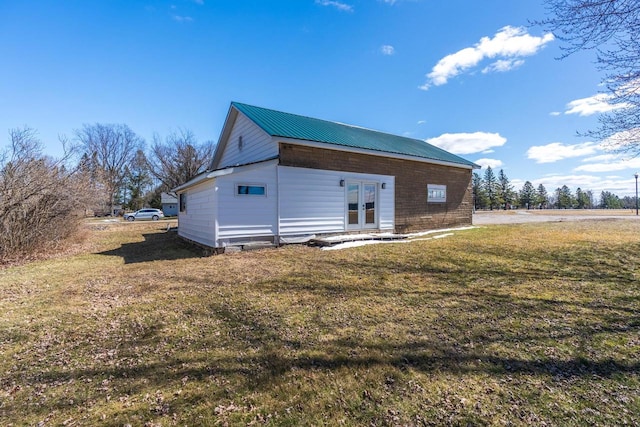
{"left": 123, "top": 208, "right": 164, "bottom": 221}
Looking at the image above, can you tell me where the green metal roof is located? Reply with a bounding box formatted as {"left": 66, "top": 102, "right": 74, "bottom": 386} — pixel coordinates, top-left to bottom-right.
{"left": 231, "top": 102, "right": 478, "bottom": 168}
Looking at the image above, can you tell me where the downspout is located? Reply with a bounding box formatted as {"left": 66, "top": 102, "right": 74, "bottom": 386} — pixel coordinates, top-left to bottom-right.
{"left": 213, "top": 178, "right": 220, "bottom": 248}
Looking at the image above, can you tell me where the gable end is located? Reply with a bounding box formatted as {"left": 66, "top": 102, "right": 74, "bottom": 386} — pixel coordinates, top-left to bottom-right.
{"left": 210, "top": 107, "right": 277, "bottom": 170}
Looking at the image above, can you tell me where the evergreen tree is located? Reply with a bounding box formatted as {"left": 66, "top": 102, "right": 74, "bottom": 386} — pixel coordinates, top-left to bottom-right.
{"left": 497, "top": 169, "right": 514, "bottom": 210}
{"left": 472, "top": 172, "right": 488, "bottom": 210}
{"left": 575, "top": 187, "right": 590, "bottom": 209}
{"left": 556, "top": 185, "right": 575, "bottom": 209}
{"left": 519, "top": 181, "right": 536, "bottom": 209}
{"left": 147, "top": 187, "right": 163, "bottom": 210}
{"left": 600, "top": 191, "right": 622, "bottom": 209}
{"left": 585, "top": 190, "right": 595, "bottom": 209}
{"left": 483, "top": 166, "right": 498, "bottom": 210}
{"left": 536, "top": 184, "right": 549, "bottom": 209}
{"left": 622, "top": 195, "right": 636, "bottom": 210}
{"left": 125, "top": 150, "right": 153, "bottom": 210}
{"left": 511, "top": 191, "right": 520, "bottom": 209}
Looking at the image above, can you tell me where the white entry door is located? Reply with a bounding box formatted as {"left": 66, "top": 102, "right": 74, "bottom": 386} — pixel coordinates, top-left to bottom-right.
{"left": 347, "top": 182, "right": 378, "bottom": 230}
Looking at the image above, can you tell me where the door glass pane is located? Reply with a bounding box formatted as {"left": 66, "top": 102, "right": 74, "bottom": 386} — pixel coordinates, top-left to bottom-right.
{"left": 347, "top": 183, "right": 359, "bottom": 225}
{"left": 364, "top": 184, "right": 376, "bottom": 225}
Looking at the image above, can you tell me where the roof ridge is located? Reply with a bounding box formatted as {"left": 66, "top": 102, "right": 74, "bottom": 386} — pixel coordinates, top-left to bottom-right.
{"left": 230, "top": 101, "right": 479, "bottom": 169}
{"left": 231, "top": 101, "right": 424, "bottom": 143}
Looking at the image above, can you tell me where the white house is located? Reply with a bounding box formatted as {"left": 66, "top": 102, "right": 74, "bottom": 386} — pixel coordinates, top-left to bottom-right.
{"left": 173, "top": 102, "right": 478, "bottom": 249}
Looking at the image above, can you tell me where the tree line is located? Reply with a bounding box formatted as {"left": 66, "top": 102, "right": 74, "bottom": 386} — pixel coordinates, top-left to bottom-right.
{"left": 75, "top": 124, "right": 214, "bottom": 214}
{"left": 473, "top": 166, "right": 636, "bottom": 211}
{"left": 0, "top": 123, "right": 214, "bottom": 260}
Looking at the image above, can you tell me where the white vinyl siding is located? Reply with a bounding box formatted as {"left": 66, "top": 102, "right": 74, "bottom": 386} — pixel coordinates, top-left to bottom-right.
{"left": 218, "top": 113, "right": 277, "bottom": 168}
{"left": 177, "top": 163, "right": 395, "bottom": 248}
{"left": 278, "top": 166, "right": 394, "bottom": 235}
{"left": 177, "top": 180, "right": 217, "bottom": 248}
{"left": 215, "top": 163, "right": 278, "bottom": 243}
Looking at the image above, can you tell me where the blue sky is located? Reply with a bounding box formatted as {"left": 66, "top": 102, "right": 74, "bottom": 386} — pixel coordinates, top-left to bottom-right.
{"left": 2, "top": 0, "right": 638, "bottom": 196}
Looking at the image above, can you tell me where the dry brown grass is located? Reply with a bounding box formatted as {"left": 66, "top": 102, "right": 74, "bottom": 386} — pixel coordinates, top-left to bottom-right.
{"left": 1, "top": 220, "right": 639, "bottom": 425}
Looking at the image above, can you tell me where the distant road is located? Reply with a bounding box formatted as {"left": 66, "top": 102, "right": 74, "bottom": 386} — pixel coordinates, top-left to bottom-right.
{"left": 473, "top": 209, "right": 640, "bottom": 225}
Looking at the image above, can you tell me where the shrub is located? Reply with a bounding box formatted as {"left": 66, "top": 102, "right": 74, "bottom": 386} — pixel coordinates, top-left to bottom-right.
{"left": 0, "top": 128, "right": 90, "bottom": 260}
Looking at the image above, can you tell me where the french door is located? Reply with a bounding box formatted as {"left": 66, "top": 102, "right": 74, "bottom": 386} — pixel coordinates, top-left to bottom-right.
{"left": 347, "top": 182, "right": 378, "bottom": 230}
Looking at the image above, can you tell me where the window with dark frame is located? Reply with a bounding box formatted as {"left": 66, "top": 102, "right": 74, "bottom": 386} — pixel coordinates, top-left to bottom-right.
{"left": 179, "top": 193, "right": 187, "bottom": 212}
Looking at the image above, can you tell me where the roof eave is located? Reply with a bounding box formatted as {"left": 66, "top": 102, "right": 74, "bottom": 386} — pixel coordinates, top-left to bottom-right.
{"left": 172, "top": 158, "right": 280, "bottom": 193}
{"left": 209, "top": 104, "right": 240, "bottom": 170}
{"left": 172, "top": 171, "right": 213, "bottom": 193}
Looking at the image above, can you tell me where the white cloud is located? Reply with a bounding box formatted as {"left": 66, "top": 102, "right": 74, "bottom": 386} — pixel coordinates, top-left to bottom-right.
{"left": 619, "top": 78, "right": 640, "bottom": 96}
{"left": 316, "top": 0, "right": 354, "bottom": 12}
{"left": 172, "top": 15, "right": 193, "bottom": 23}
{"left": 601, "top": 128, "right": 640, "bottom": 151}
{"left": 549, "top": 111, "right": 561, "bottom": 116}
{"left": 574, "top": 157, "right": 640, "bottom": 173}
{"left": 573, "top": 150, "right": 640, "bottom": 172}
{"left": 526, "top": 138, "right": 640, "bottom": 173}
{"left": 564, "top": 93, "right": 630, "bottom": 116}
{"left": 474, "top": 158, "right": 503, "bottom": 169}
{"left": 537, "top": 174, "right": 604, "bottom": 191}
{"left": 511, "top": 178, "right": 526, "bottom": 189}
{"left": 426, "top": 131, "right": 506, "bottom": 155}
{"left": 534, "top": 173, "right": 637, "bottom": 196}
{"left": 526, "top": 142, "right": 600, "bottom": 163}
{"left": 481, "top": 58, "right": 524, "bottom": 74}
{"left": 380, "top": 45, "right": 395, "bottom": 55}
{"left": 382, "top": 0, "right": 398, "bottom": 4}
{"left": 420, "top": 26, "right": 554, "bottom": 90}
{"left": 417, "top": 120, "right": 426, "bottom": 125}
{"left": 582, "top": 153, "right": 618, "bottom": 163}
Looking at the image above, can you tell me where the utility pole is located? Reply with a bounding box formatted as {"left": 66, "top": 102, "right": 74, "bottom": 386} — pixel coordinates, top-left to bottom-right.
{"left": 635, "top": 173, "right": 638, "bottom": 216}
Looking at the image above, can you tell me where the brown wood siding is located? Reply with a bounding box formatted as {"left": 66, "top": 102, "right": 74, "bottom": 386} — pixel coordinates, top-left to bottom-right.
{"left": 279, "top": 143, "right": 473, "bottom": 233}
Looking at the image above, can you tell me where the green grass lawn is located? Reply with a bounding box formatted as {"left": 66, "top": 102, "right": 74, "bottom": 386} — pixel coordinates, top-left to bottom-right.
{"left": 1, "top": 220, "right": 639, "bottom": 426}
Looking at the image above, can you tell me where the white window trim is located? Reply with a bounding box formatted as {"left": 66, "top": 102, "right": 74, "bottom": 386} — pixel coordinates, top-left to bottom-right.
{"left": 235, "top": 183, "right": 267, "bottom": 197}
{"left": 427, "top": 184, "right": 447, "bottom": 203}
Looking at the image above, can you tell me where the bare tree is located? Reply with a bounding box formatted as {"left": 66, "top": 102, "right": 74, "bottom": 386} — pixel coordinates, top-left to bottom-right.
{"left": 147, "top": 129, "right": 215, "bottom": 191}
{"left": 536, "top": 1, "right": 640, "bottom": 153}
{"left": 0, "top": 127, "right": 90, "bottom": 260}
{"left": 75, "top": 123, "right": 144, "bottom": 213}
{"left": 77, "top": 151, "right": 109, "bottom": 215}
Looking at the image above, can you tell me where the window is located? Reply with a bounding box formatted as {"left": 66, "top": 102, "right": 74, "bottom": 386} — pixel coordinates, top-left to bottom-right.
{"left": 236, "top": 184, "right": 266, "bottom": 196}
{"left": 427, "top": 184, "right": 446, "bottom": 203}
{"left": 238, "top": 135, "right": 243, "bottom": 151}
{"left": 179, "top": 193, "right": 187, "bottom": 212}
